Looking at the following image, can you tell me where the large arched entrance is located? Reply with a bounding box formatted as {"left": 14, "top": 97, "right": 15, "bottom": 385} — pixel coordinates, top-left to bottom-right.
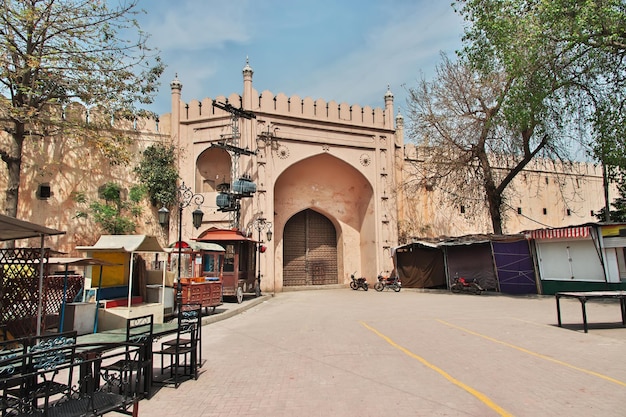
{"left": 283, "top": 209, "right": 338, "bottom": 286}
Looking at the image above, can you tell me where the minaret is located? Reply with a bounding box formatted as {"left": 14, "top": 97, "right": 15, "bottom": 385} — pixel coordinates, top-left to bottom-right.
{"left": 170, "top": 74, "right": 182, "bottom": 166}
{"left": 395, "top": 111, "right": 404, "bottom": 146}
{"left": 242, "top": 57, "right": 254, "bottom": 109}
{"left": 384, "top": 85, "right": 394, "bottom": 130}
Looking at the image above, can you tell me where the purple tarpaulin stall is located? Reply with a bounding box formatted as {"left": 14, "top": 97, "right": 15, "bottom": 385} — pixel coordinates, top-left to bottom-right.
{"left": 492, "top": 240, "right": 538, "bottom": 294}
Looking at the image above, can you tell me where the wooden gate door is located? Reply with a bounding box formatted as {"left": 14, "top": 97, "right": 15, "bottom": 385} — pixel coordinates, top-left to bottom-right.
{"left": 283, "top": 209, "right": 337, "bottom": 286}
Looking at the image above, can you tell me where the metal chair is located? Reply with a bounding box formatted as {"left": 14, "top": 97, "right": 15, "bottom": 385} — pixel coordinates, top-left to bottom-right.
{"left": 153, "top": 304, "right": 201, "bottom": 388}
{"left": 0, "top": 336, "right": 29, "bottom": 416}
{"left": 160, "top": 304, "right": 203, "bottom": 368}
{"left": 29, "top": 340, "right": 77, "bottom": 412}
{"left": 101, "top": 314, "right": 154, "bottom": 398}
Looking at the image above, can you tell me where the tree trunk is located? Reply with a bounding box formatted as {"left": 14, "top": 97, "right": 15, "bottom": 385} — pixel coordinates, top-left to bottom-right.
{"left": 486, "top": 186, "right": 504, "bottom": 235}
{"left": 3, "top": 123, "right": 24, "bottom": 218}
{"left": 477, "top": 147, "right": 504, "bottom": 235}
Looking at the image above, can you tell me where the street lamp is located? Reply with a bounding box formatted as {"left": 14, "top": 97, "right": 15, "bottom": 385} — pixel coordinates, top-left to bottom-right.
{"left": 158, "top": 182, "right": 204, "bottom": 310}
{"left": 251, "top": 217, "right": 272, "bottom": 296}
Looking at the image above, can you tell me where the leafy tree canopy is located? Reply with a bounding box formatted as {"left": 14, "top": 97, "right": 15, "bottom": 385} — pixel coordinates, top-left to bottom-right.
{"left": 596, "top": 177, "right": 626, "bottom": 222}
{"left": 75, "top": 182, "right": 146, "bottom": 235}
{"left": 0, "top": 0, "right": 164, "bottom": 217}
{"left": 135, "top": 143, "right": 179, "bottom": 207}
{"left": 454, "top": 0, "right": 626, "bottom": 166}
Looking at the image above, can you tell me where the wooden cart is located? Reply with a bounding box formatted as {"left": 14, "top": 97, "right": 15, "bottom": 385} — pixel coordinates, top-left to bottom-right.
{"left": 180, "top": 277, "right": 223, "bottom": 314}
{"left": 167, "top": 241, "right": 225, "bottom": 314}
{"left": 195, "top": 228, "right": 258, "bottom": 304}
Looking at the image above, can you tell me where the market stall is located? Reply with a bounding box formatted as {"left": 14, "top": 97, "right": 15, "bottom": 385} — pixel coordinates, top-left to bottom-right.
{"left": 0, "top": 214, "right": 65, "bottom": 337}
{"left": 196, "top": 228, "right": 257, "bottom": 303}
{"left": 166, "top": 240, "right": 225, "bottom": 314}
{"left": 527, "top": 223, "right": 626, "bottom": 294}
{"left": 76, "top": 235, "right": 167, "bottom": 331}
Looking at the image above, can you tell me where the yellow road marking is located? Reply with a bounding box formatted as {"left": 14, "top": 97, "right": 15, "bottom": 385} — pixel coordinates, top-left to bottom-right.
{"left": 360, "top": 321, "right": 514, "bottom": 417}
{"left": 438, "top": 319, "right": 626, "bottom": 388}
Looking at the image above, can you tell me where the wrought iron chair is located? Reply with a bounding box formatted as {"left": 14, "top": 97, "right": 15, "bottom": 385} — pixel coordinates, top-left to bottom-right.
{"left": 1, "top": 331, "right": 78, "bottom": 415}
{"left": 2, "top": 341, "right": 141, "bottom": 417}
{"left": 26, "top": 332, "right": 78, "bottom": 407}
{"left": 160, "top": 304, "right": 204, "bottom": 368}
{"left": 101, "top": 315, "right": 154, "bottom": 399}
{"left": 153, "top": 304, "right": 201, "bottom": 388}
{"left": 0, "top": 336, "right": 29, "bottom": 416}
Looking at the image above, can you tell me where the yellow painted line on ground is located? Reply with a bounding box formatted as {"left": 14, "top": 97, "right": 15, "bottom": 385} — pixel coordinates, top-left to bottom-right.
{"left": 360, "top": 321, "right": 514, "bottom": 417}
{"left": 437, "top": 319, "right": 626, "bottom": 388}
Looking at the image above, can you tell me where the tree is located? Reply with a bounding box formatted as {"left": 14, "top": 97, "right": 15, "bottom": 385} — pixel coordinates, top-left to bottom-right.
{"left": 75, "top": 182, "right": 145, "bottom": 234}
{"left": 453, "top": 0, "right": 626, "bottom": 222}
{"left": 406, "top": 55, "right": 558, "bottom": 235}
{"left": 0, "top": 0, "right": 164, "bottom": 218}
{"left": 135, "top": 143, "right": 179, "bottom": 207}
{"left": 595, "top": 176, "right": 626, "bottom": 223}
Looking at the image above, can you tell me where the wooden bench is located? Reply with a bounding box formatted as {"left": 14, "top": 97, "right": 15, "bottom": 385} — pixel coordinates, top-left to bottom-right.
{"left": 1, "top": 338, "right": 143, "bottom": 417}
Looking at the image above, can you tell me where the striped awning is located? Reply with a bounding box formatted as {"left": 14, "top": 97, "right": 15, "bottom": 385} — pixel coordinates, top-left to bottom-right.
{"left": 527, "top": 226, "right": 591, "bottom": 240}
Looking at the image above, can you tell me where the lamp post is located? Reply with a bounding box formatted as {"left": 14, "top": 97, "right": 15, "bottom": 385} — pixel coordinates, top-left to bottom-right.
{"left": 251, "top": 217, "right": 272, "bottom": 296}
{"left": 158, "top": 182, "right": 204, "bottom": 311}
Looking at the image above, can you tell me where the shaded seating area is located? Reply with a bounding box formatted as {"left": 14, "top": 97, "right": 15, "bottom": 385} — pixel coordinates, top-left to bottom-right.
{"left": 1, "top": 306, "right": 205, "bottom": 416}
{"left": 1, "top": 332, "right": 143, "bottom": 417}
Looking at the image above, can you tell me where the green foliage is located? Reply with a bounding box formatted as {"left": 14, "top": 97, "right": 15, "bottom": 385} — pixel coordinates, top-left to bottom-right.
{"left": 0, "top": 0, "right": 164, "bottom": 217}
{"left": 134, "top": 143, "right": 179, "bottom": 207}
{"left": 596, "top": 177, "right": 626, "bottom": 223}
{"left": 449, "top": 0, "right": 626, "bottom": 230}
{"left": 592, "top": 97, "right": 626, "bottom": 179}
{"left": 78, "top": 182, "right": 146, "bottom": 234}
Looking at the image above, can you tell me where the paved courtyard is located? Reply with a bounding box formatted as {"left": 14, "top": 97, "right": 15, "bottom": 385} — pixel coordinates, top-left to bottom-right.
{"left": 140, "top": 289, "right": 626, "bottom": 417}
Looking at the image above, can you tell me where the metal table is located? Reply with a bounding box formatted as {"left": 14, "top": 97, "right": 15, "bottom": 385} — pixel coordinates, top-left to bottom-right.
{"left": 555, "top": 291, "right": 626, "bottom": 333}
{"left": 77, "top": 322, "right": 179, "bottom": 344}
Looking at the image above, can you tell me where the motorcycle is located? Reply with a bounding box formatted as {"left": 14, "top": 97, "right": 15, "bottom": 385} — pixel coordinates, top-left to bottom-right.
{"left": 374, "top": 272, "right": 401, "bottom": 292}
{"left": 450, "top": 275, "right": 483, "bottom": 295}
{"left": 350, "top": 272, "right": 368, "bottom": 291}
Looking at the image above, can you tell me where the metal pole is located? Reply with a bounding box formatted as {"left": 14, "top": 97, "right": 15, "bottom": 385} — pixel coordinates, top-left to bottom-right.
{"left": 171, "top": 182, "right": 204, "bottom": 312}
{"left": 177, "top": 204, "right": 183, "bottom": 311}
{"left": 602, "top": 162, "right": 611, "bottom": 222}
{"left": 59, "top": 265, "right": 69, "bottom": 332}
{"left": 36, "top": 234, "right": 44, "bottom": 336}
{"left": 93, "top": 267, "right": 104, "bottom": 333}
{"left": 257, "top": 226, "right": 262, "bottom": 295}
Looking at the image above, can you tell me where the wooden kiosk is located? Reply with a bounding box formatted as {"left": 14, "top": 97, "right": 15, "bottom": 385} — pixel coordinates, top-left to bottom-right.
{"left": 166, "top": 240, "right": 225, "bottom": 314}
{"left": 76, "top": 235, "right": 167, "bottom": 331}
{"left": 196, "top": 228, "right": 257, "bottom": 303}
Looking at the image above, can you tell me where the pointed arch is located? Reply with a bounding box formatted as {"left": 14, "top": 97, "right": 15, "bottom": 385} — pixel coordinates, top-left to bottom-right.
{"left": 196, "top": 147, "right": 231, "bottom": 193}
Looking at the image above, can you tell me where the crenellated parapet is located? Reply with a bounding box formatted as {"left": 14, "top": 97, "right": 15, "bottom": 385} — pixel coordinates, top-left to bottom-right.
{"left": 177, "top": 90, "right": 390, "bottom": 129}
{"left": 36, "top": 101, "right": 164, "bottom": 133}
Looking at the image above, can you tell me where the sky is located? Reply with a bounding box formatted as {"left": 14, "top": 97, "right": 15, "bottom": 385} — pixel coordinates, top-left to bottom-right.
{"left": 135, "top": 0, "right": 466, "bottom": 117}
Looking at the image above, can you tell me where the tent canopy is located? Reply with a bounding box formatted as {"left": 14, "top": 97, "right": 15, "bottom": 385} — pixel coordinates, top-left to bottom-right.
{"left": 45, "top": 257, "right": 120, "bottom": 266}
{"left": 196, "top": 227, "right": 255, "bottom": 242}
{"left": 76, "top": 235, "right": 164, "bottom": 253}
{"left": 0, "top": 214, "right": 65, "bottom": 241}
{"left": 166, "top": 240, "right": 225, "bottom": 252}
{"left": 394, "top": 241, "right": 446, "bottom": 288}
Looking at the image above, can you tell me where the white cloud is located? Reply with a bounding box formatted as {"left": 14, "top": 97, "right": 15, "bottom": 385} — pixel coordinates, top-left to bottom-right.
{"left": 140, "top": 0, "right": 251, "bottom": 51}
{"left": 141, "top": 1, "right": 465, "bottom": 115}
{"left": 291, "top": 3, "right": 464, "bottom": 109}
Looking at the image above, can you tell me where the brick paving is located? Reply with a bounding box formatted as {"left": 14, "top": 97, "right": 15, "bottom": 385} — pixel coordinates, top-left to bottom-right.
{"left": 139, "top": 289, "right": 626, "bottom": 417}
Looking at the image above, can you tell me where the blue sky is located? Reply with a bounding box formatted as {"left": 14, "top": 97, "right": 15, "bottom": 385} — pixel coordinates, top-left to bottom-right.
{"left": 136, "top": 1, "right": 465, "bottom": 117}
